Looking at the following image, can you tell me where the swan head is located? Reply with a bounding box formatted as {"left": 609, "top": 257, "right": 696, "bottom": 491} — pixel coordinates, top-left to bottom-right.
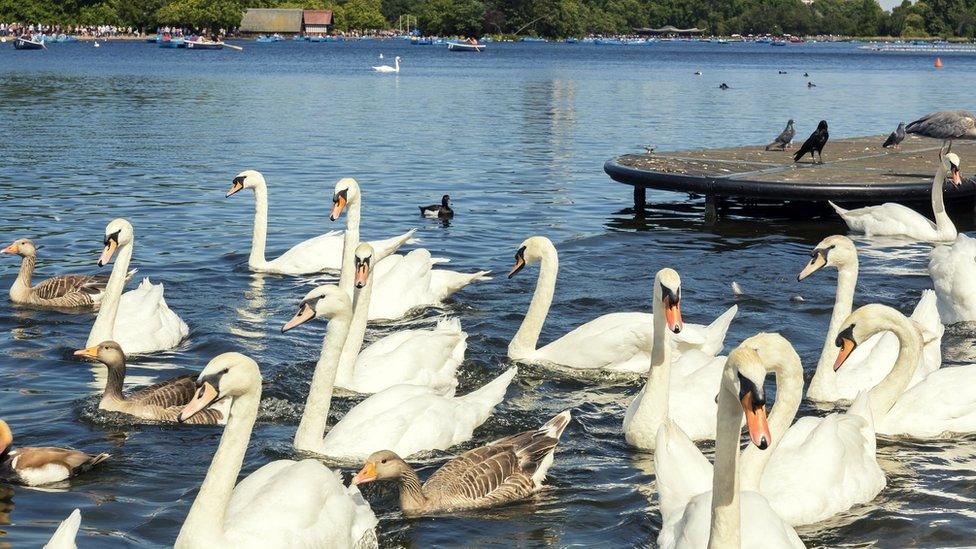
{"left": 0, "top": 420, "right": 11, "bottom": 454}
{"left": 508, "top": 236, "right": 555, "bottom": 278}
{"left": 354, "top": 243, "right": 374, "bottom": 289}
{"left": 739, "top": 332, "right": 801, "bottom": 378}
{"left": 226, "top": 170, "right": 265, "bottom": 198}
{"left": 943, "top": 152, "right": 962, "bottom": 187}
{"left": 74, "top": 341, "right": 125, "bottom": 371}
{"left": 353, "top": 450, "right": 409, "bottom": 485}
{"left": 281, "top": 285, "right": 351, "bottom": 332}
{"left": 1, "top": 238, "right": 37, "bottom": 258}
{"left": 330, "top": 178, "right": 361, "bottom": 221}
{"left": 725, "top": 346, "right": 771, "bottom": 450}
{"left": 99, "top": 219, "right": 133, "bottom": 267}
{"left": 797, "top": 235, "right": 855, "bottom": 281}
{"left": 833, "top": 303, "right": 914, "bottom": 372}
{"left": 179, "top": 352, "right": 261, "bottom": 423}
{"left": 653, "top": 268, "right": 683, "bottom": 333}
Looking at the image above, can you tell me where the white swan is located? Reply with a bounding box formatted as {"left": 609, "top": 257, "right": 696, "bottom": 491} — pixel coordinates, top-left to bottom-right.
{"left": 44, "top": 509, "right": 81, "bottom": 549}
{"left": 175, "top": 352, "right": 378, "bottom": 548}
{"left": 929, "top": 233, "right": 976, "bottom": 324}
{"left": 798, "top": 235, "right": 943, "bottom": 402}
{"left": 623, "top": 268, "right": 727, "bottom": 448}
{"left": 372, "top": 56, "right": 400, "bottom": 73}
{"left": 283, "top": 286, "right": 515, "bottom": 461}
{"left": 829, "top": 151, "right": 961, "bottom": 242}
{"left": 87, "top": 219, "right": 188, "bottom": 355}
{"left": 226, "top": 171, "right": 415, "bottom": 275}
{"left": 655, "top": 345, "right": 803, "bottom": 549}
{"left": 507, "top": 236, "right": 737, "bottom": 372}
{"left": 310, "top": 244, "right": 464, "bottom": 394}
{"left": 331, "top": 178, "right": 489, "bottom": 321}
{"left": 836, "top": 303, "right": 976, "bottom": 437}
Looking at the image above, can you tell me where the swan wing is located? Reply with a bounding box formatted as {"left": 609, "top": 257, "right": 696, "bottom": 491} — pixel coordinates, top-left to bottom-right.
{"left": 113, "top": 278, "right": 188, "bottom": 354}
{"left": 536, "top": 312, "right": 653, "bottom": 372}
{"left": 878, "top": 364, "right": 976, "bottom": 437}
{"left": 662, "top": 491, "right": 803, "bottom": 549}
{"left": 929, "top": 234, "right": 976, "bottom": 324}
{"left": 669, "top": 352, "right": 726, "bottom": 440}
{"left": 654, "top": 420, "right": 713, "bottom": 521}
{"left": 43, "top": 509, "right": 81, "bottom": 549}
{"left": 345, "top": 320, "right": 464, "bottom": 393}
{"left": 265, "top": 231, "right": 345, "bottom": 274}
{"left": 834, "top": 202, "right": 938, "bottom": 239}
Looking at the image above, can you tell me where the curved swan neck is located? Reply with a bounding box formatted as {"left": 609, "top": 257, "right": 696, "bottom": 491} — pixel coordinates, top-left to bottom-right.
{"left": 87, "top": 241, "right": 133, "bottom": 347}
{"left": 336, "top": 276, "right": 371, "bottom": 382}
{"left": 177, "top": 385, "right": 261, "bottom": 547}
{"left": 338, "top": 195, "right": 362, "bottom": 299}
{"left": 739, "top": 351, "right": 802, "bottom": 490}
{"left": 931, "top": 160, "right": 955, "bottom": 235}
{"left": 709, "top": 367, "right": 743, "bottom": 549}
{"left": 509, "top": 244, "right": 557, "bottom": 358}
{"left": 811, "top": 261, "right": 857, "bottom": 392}
{"left": 867, "top": 313, "right": 921, "bottom": 419}
{"left": 294, "top": 308, "right": 352, "bottom": 453}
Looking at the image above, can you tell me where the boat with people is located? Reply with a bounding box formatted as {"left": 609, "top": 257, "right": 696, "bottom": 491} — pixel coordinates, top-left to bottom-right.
{"left": 13, "top": 36, "right": 44, "bottom": 50}
{"left": 158, "top": 34, "right": 185, "bottom": 48}
{"left": 447, "top": 40, "right": 485, "bottom": 52}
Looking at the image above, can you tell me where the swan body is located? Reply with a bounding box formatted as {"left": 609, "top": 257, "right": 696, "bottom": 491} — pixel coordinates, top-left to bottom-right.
{"left": 44, "top": 509, "right": 81, "bottom": 549}
{"left": 227, "top": 171, "right": 415, "bottom": 275}
{"left": 175, "top": 353, "right": 377, "bottom": 549}
{"left": 508, "top": 237, "right": 736, "bottom": 372}
{"left": 285, "top": 285, "right": 514, "bottom": 461}
{"left": 929, "top": 233, "right": 976, "bottom": 324}
{"left": 372, "top": 56, "right": 400, "bottom": 73}
{"left": 828, "top": 152, "right": 961, "bottom": 242}
{"left": 799, "top": 235, "right": 943, "bottom": 403}
{"left": 87, "top": 219, "right": 188, "bottom": 355}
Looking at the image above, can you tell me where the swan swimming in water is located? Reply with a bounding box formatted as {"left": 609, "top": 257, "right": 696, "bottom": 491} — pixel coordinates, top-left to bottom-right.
{"left": 372, "top": 56, "right": 400, "bottom": 73}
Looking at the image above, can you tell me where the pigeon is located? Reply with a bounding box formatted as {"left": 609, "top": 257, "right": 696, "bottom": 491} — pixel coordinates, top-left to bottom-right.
{"left": 766, "top": 119, "right": 796, "bottom": 151}
{"left": 794, "top": 120, "right": 829, "bottom": 164}
{"left": 882, "top": 122, "right": 906, "bottom": 149}
{"left": 906, "top": 110, "right": 976, "bottom": 152}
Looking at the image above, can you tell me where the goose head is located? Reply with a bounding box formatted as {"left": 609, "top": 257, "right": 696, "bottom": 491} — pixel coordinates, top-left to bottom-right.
{"left": 179, "top": 353, "right": 261, "bottom": 423}
{"left": 0, "top": 420, "right": 11, "bottom": 455}
{"left": 330, "top": 178, "right": 361, "bottom": 221}
{"left": 725, "top": 346, "right": 771, "bottom": 449}
{"left": 797, "top": 235, "right": 856, "bottom": 281}
{"left": 832, "top": 303, "right": 917, "bottom": 372}
{"left": 653, "top": 268, "right": 683, "bottom": 333}
{"left": 508, "top": 236, "right": 555, "bottom": 278}
{"left": 354, "top": 243, "right": 374, "bottom": 289}
{"left": 99, "top": 218, "right": 133, "bottom": 267}
{"left": 943, "top": 152, "right": 962, "bottom": 187}
{"left": 74, "top": 340, "right": 125, "bottom": 372}
{"left": 281, "top": 285, "right": 352, "bottom": 332}
{"left": 353, "top": 449, "right": 410, "bottom": 485}
{"left": 226, "top": 170, "right": 265, "bottom": 198}
{"left": 1, "top": 238, "right": 37, "bottom": 258}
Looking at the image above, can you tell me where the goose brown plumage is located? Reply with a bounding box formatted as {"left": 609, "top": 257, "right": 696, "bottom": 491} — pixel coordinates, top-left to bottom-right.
{"left": 74, "top": 341, "right": 224, "bottom": 425}
{"left": 0, "top": 420, "right": 110, "bottom": 486}
{"left": 353, "top": 410, "right": 571, "bottom": 515}
{"left": 2, "top": 238, "right": 134, "bottom": 309}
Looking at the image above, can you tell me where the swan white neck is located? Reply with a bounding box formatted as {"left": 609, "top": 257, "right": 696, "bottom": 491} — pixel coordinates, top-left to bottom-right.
{"left": 294, "top": 307, "right": 352, "bottom": 454}
{"left": 810, "top": 260, "right": 857, "bottom": 395}
{"left": 248, "top": 183, "right": 269, "bottom": 268}
{"left": 866, "top": 313, "right": 921, "bottom": 420}
{"left": 931, "top": 160, "right": 955, "bottom": 237}
{"left": 709, "top": 368, "right": 744, "bottom": 549}
{"left": 336, "top": 275, "right": 371, "bottom": 383}
{"left": 87, "top": 241, "right": 134, "bottom": 347}
{"left": 338, "top": 193, "right": 361, "bottom": 299}
{"left": 624, "top": 284, "right": 671, "bottom": 446}
{"left": 176, "top": 385, "right": 261, "bottom": 547}
{"left": 509, "top": 244, "right": 557, "bottom": 359}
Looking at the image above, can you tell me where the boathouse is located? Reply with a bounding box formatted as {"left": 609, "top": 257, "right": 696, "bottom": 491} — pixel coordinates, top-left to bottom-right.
{"left": 303, "top": 10, "right": 334, "bottom": 34}
{"left": 635, "top": 26, "right": 704, "bottom": 38}
{"left": 240, "top": 8, "right": 304, "bottom": 36}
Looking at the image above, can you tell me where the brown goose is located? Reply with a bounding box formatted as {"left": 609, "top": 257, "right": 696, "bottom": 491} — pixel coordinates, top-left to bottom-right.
{"left": 74, "top": 341, "right": 225, "bottom": 425}
{"left": 0, "top": 420, "right": 110, "bottom": 486}
{"left": 353, "top": 410, "right": 571, "bottom": 515}
{"left": 2, "top": 238, "right": 134, "bottom": 309}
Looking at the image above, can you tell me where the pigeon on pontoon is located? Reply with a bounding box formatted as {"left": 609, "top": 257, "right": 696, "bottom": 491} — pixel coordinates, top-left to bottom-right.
{"left": 883, "top": 122, "right": 906, "bottom": 149}
{"left": 765, "top": 119, "right": 795, "bottom": 150}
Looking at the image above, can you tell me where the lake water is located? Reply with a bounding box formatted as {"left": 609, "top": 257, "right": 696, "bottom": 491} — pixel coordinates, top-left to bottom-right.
{"left": 0, "top": 38, "right": 974, "bottom": 547}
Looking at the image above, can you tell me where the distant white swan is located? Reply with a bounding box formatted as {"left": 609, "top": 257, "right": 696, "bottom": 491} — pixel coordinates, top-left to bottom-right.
{"left": 929, "top": 233, "right": 976, "bottom": 324}
{"left": 372, "top": 56, "right": 400, "bottom": 73}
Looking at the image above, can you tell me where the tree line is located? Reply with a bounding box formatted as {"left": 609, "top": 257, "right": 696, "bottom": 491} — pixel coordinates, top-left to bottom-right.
{"left": 1, "top": 0, "right": 973, "bottom": 39}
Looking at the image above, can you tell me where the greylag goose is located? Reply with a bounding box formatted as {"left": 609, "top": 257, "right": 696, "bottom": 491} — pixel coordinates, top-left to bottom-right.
{"left": 74, "top": 341, "right": 225, "bottom": 424}
{"left": 0, "top": 420, "right": 110, "bottom": 486}
{"left": 2, "top": 238, "right": 133, "bottom": 309}
{"left": 353, "top": 411, "right": 571, "bottom": 515}
{"left": 419, "top": 195, "right": 453, "bottom": 218}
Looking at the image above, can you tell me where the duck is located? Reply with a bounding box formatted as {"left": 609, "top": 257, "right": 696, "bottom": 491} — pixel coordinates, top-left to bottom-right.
{"left": 929, "top": 233, "right": 976, "bottom": 324}
{"left": 351, "top": 411, "right": 571, "bottom": 515}
{"left": 507, "top": 236, "right": 737, "bottom": 373}
{"left": 835, "top": 303, "right": 976, "bottom": 438}
{"left": 226, "top": 171, "right": 415, "bottom": 275}
{"left": 372, "top": 55, "right": 400, "bottom": 73}
{"left": 797, "top": 235, "right": 943, "bottom": 402}
{"left": 0, "top": 420, "right": 110, "bottom": 486}
{"left": 2, "top": 238, "right": 134, "bottom": 309}
{"left": 419, "top": 195, "right": 453, "bottom": 218}
{"left": 331, "top": 178, "right": 489, "bottom": 320}
{"left": 829, "top": 151, "right": 962, "bottom": 242}
{"left": 655, "top": 345, "right": 803, "bottom": 549}
{"left": 283, "top": 285, "right": 515, "bottom": 461}
{"left": 174, "top": 353, "right": 378, "bottom": 548}
{"left": 44, "top": 509, "right": 81, "bottom": 549}
{"left": 304, "top": 244, "right": 464, "bottom": 394}
{"left": 86, "top": 219, "right": 188, "bottom": 355}
{"left": 74, "top": 341, "right": 227, "bottom": 424}
{"left": 623, "top": 268, "right": 728, "bottom": 448}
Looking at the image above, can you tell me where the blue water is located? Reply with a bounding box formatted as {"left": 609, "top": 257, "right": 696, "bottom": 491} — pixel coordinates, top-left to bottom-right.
{"left": 0, "top": 39, "right": 974, "bottom": 547}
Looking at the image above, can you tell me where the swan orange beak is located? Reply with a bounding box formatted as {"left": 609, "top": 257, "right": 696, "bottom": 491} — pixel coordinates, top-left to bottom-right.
{"left": 179, "top": 382, "right": 219, "bottom": 423}
{"left": 73, "top": 346, "right": 99, "bottom": 359}
{"left": 282, "top": 303, "right": 315, "bottom": 332}
{"left": 352, "top": 462, "right": 377, "bottom": 485}
{"left": 226, "top": 180, "right": 244, "bottom": 198}
{"left": 834, "top": 337, "right": 856, "bottom": 371}
{"left": 663, "top": 296, "right": 683, "bottom": 333}
{"left": 98, "top": 240, "right": 117, "bottom": 267}
{"left": 1, "top": 243, "right": 17, "bottom": 254}
{"left": 330, "top": 194, "right": 347, "bottom": 221}
{"left": 797, "top": 251, "right": 827, "bottom": 281}
{"left": 741, "top": 392, "right": 771, "bottom": 449}
{"left": 355, "top": 262, "right": 370, "bottom": 289}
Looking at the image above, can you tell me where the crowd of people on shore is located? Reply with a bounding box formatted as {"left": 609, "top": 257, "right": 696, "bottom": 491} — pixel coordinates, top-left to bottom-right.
{"left": 0, "top": 23, "right": 142, "bottom": 38}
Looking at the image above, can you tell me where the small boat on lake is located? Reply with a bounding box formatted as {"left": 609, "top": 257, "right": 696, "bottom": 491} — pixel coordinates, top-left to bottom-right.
{"left": 185, "top": 38, "right": 224, "bottom": 50}
{"left": 159, "top": 36, "right": 185, "bottom": 48}
{"left": 447, "top": 41, "right": 485, "bottom": 52}
{"left": 13, "top": 36, "right": 45, "bottom": 50}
